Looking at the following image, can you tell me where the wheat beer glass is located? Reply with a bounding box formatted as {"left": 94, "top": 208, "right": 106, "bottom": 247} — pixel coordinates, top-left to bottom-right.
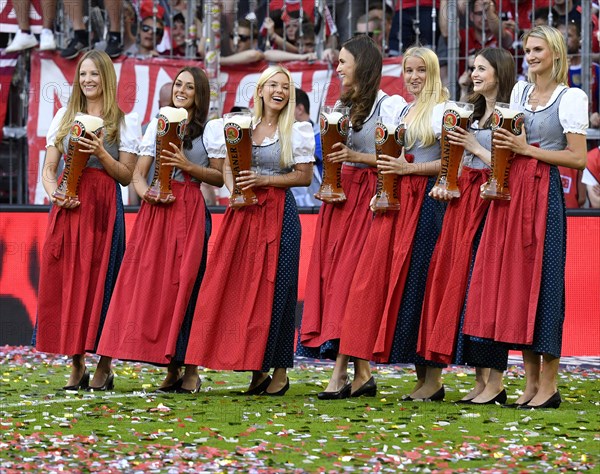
{"left": 372, "top": 116, "right": 405, "bottom": 212}
{"left": 146, "top": 106, "right": 188, "bottom": 202}
{"left": 433, "top": 101, "right": 474, "bottom": 198}
{"left": 223, "top": 111, "right": 258, "bottom": 208}
{"left": 53, "top": 113, "right": 104, "bottom": 202}
{"left": 314, "top": 105, "right": 350, "bottom": 203}
{"left": 481, "top": 102, "right": 524, "bottom": 200}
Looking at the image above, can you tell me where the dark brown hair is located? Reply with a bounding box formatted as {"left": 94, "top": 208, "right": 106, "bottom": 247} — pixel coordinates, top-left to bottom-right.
{"left": 170, "top": 67, "right": 210, "bottom": 149}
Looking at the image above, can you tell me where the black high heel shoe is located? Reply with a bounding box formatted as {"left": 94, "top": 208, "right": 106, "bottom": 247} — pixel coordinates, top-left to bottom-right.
{"left": 318, "top": 382, "right": 351, "bottom": 400}
{"left": 242, "top": 375, "right": 272, "bottom": 395}
{"left": 87, "top": 372, "right": 114, "bottom": 391}
{"left": 404, "top": 385, "right": 445, "bottom": 402}
{"left": 262, "top": 378, "right": 290, "bottom": 396}
{"left": 177, "top": 377, "right": 202, "bottom": 394}
{"left": 351, "top": 376, "right": 377, "bottom": 398}
{"left": 470, "top": 389, "right": 507, "bottom": 405}
{"left": 518, "top": 391, "right": 561, "bottom": 410}
{"left": 63, "top": 368, "right": 90, "bottom": 390}
{"left": 154, "top": 377, "right": 184, "bottom": 393}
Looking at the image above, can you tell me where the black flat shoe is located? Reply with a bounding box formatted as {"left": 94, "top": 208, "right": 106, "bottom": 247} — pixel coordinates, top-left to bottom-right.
{"left": 470, "top": 389, "right": 507, "bottom": 405}
{"left": 154, "top": 377, "right": 184, "bottom": 393}
{"left": 518, "top": 391, "right": 561, "bottom": 410}
{"left": 87, "top": 372, "right": 114, "bottom": 392}
{"left": 177, "top": 377, "right": 202, "bottom": 394}
{"left": 242, "top": 375, "right": 272, "bottom": 395}
{"left": 351, "top": 376, "right": 377, "bottom": 398}
{"left": 262, "top": 378, "right": 289, "bottom": 396}
{"left": 62, "top": 369, "right": 90, "bottom": 390}
{"left": 456, "top": 398, "right": 474, "bottom": 404}
{"left": 318, "top": 382, "right": 351, "bottom": 400}
{"left": 405, "top": 385, "right": 445, "bottom": 402}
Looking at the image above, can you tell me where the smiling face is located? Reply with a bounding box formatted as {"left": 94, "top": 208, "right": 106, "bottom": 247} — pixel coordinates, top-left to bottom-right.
{"left": 524, "top": 36, "right": 554, "bottom": 76}
{"left": 259, "top": 72, "right": 290, "bottom": 113}
{"left": 172, "top": 71, "right": 195, "bottom": 111}
{"left": 471, "top": 55, "right": 498, "bottom": 98}
{"left": 336, "top": 48, "right": 356, "bottom": 89}
{"left": 403, "top": 55, "right": 427, "bottom": 97}
{"left": 79, "top": 58, "right": 103, "bottom": 101}
{"left": 172, "top": 19, "right": 185, "bottom": 48}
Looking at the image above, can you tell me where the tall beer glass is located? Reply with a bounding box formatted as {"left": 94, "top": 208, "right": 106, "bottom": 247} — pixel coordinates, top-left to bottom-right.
{"left": 314, "top": 105, "right": 350, "bottom": 203}
{"left": 147, "top": 106, "right": 188, "bottom": 202}
{"left": 53, "top": 113, "right": 104, "bottom": 202}
{"left": 223, "top": 111, "right": 258, "bottom": 208}
{"left": 481, "top": 102, "right": 524, "bottom": 200}
{"left": 372, "top": 116, "right": 405, "bottom": 212}
{"left": 433, "top": 101, "right": 474, "bottom": 198}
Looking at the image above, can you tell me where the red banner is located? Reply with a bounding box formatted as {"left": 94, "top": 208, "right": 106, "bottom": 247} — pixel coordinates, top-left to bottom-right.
{"left": 26, "top": 51, "right": 407, "bottom": 203}
{"left": 0, "top": 211, "right": 598, "bottom": 356}
{"left": 0, "top": 55, "right": 18, "bottom": 141}
{"left": 0, "top": 0, "right": 44, "bottom": 33}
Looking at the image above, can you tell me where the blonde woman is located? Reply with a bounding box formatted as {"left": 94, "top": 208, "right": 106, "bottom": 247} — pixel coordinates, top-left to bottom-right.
{"left": 463, "top": 25, "right": 588, "bottom": 409}
{"left": 338, "top": 47, "right": 448, "bottom": 400}
{"left": 34, "top": 50, "right": 139, "bottom": 390}
{"left": 185, "top": 65, "right": 315, "bottom": 396}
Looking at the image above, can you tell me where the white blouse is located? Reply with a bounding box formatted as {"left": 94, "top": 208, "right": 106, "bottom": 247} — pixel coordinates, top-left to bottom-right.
{"left": 510, "top": 81, "right": 589, "bottom": 135}
{"left": 46, "top": 107, "right": 141, "bottom": 154}
{"left": 139, "top": 117, "right": 226, "bottom": 159}
{"left": 251, "top": 119, "right": 316, "bottom": 164}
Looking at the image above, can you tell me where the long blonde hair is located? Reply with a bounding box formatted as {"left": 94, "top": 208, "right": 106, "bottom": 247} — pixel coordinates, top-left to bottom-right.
{"left": 523, "top": 25, "right": 569, "bottom": 86}
{"left": 402, "top": 47, "right": 449, "bottom": 149}
{"left": 253, "top": 65, "right": 296, "bottom": 168}
{"left": 54, "top": 50, "right": 124, "bottom": 153}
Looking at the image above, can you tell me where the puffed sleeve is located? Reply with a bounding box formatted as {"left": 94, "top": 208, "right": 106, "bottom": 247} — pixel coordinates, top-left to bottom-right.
{"left": 203, "top": 118, "right": 226, "bottom": 158}
{"left": 292, "top": 121, "right": 316, "bottom": 164}
{"left": 509, "top": 80, "right": 529, "bottom": 109}
{"left": 559, "top": 88, "right": 589, "bottom": 135}
{"left": 45, "top": 107, "right": 67, "bottom": 149}
{"left": 119, "top": 112, "right": 141, "bottom": 153}
{"left": 380, "top": 94, "right": 408, "bottom": 121}
{"left": 139, "top": 118, "right": 158, "bottom": 157}
{"left": 431, "top": 103, "right": 445, "bottom": 139}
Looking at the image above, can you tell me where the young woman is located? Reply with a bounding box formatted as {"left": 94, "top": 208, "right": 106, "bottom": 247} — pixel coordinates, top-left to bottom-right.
{"left": 297, "top": 34, "right": 406, "bottom": 399}
{"left": 463, "top": 25, "right": 588, "bottom": 409}
{"left": 34, "top": 50, "right": 139, "bottom": 390}
{"left": 417, "top": 48, "right": 516, "bottom": 404}
{"left": 336, "top": 47, "right": 447, "bottom": 400}
{"left": 94, "top": 67, "right": 224, "bottom": 393}
{"left": 185, "top": 65, "right": 315, "bottom": 396}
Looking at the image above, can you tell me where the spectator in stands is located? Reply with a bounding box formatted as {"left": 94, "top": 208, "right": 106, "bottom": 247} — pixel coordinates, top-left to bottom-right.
{"left": 458, "top": 55, "right": 476, "bottom": 101}
{"left": 122, "top": 1, "right": 138, "bottom": 55}
{"left": 127, "top": 16, "right": 165, "bottom": 59}
{"left": 355, "top": 14, "right": 385, "bottom": 55}
{"left": 163, "top": 13, "right": 187, "bottom": 57}
{"left": 220, "top": 18, "right": 264, "bottom": 66}
{"left": 264, "top": 22, "right": 317, "bottom": 62}
{"left": 388, "top": 0, "right": 436, "bottom": 55}
{"left": 367, "top": 3, "right": 393, "bottom": 51}
{"left": 583, "top": 146, "right": 600, "bottom": 208}
{"left": 61, "top": 0, "right": 123, "bottom": 59}
{"left": 327, "top": 0, "right": 366, "bottom": 44}
{"left": 441, "top": 0, "right": 514, "bottom": 74}
{"left": 290, "top": 87, "right": 322, "bottom": 208}
{"left": 5, "top": 0, "right": 57, "bottom": 52}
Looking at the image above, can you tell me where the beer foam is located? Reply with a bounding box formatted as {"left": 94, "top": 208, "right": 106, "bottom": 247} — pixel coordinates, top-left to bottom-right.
{"left": 76, "top": 114, "right": 103, "bottom": 132}
{"left": 322, "top": 111, "right": 344, "bottom": 124}
{"left": 495, "top": 104, "right": 521, "bottom": 119}
{"left": 225, "top": 113, "right": 252, "bottom": 128}
{"left": 159, "top": 106, "right": 188, "bottom": 123}
{"left": 446, "top": 102, "right": 473, "bottom": 119}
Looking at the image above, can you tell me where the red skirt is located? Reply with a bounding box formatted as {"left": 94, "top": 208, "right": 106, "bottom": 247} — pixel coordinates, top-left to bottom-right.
{"left": 339, "top": 175, "right": 429, "bottom": 362}
{"left": 97, "top": 180, "right": 207, "bottom": 365}
{"left": 417, "top": 167, "right": 490, "bottom": 363}
{"left": 300, "top": 165, "right": 378, "bottom": 348}
{"left": 185, "top": 187, "right": 286, "bottom": 370}
{"left": 463, "top": 156, "right": 550, "bottom": 345}
{"left": 36, "top": 168, "right": 120, "bottom": 355}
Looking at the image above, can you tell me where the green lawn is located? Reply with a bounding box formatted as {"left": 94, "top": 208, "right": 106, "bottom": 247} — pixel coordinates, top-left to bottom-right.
{"left": 1, "top": 347, "right": 598, "bottom": 472}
